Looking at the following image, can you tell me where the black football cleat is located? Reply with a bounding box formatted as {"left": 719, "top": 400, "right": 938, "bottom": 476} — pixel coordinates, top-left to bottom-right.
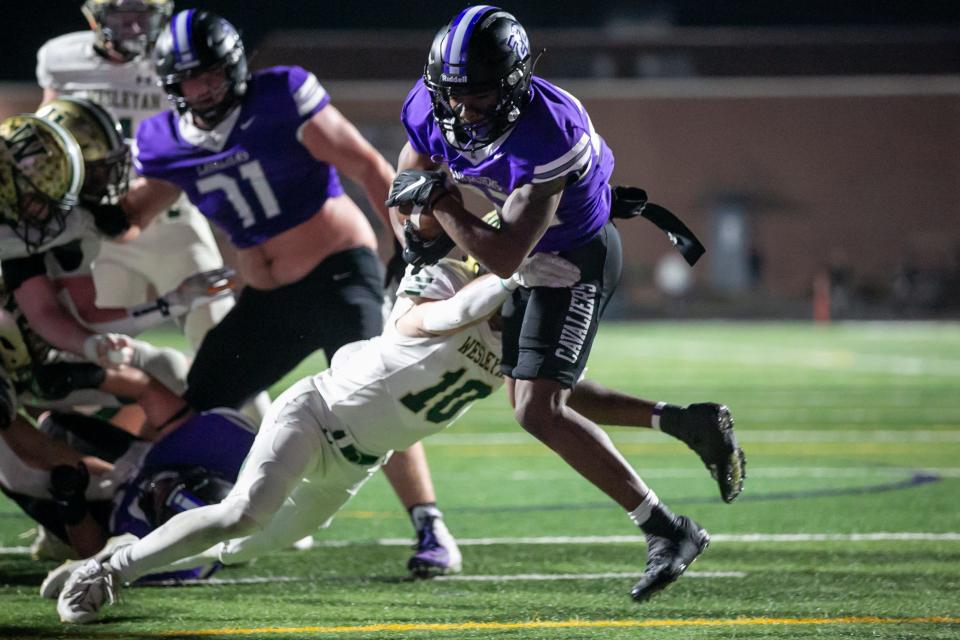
{"left": 672, "top": 403, "right": 746, "bottom": 503}
{"left": 631, "top": 516, "right": 710, "bottom": 602}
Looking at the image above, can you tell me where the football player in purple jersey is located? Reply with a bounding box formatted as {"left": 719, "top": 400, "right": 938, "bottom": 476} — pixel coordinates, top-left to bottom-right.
{"left": 103, "top": 10, "right": 460, "bottom": 576}
{"left": 391, "top": 5, "right": 746, "bottom": 601}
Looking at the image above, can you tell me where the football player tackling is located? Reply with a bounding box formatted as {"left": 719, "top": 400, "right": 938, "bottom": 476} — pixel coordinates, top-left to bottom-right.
{"left": 97, "top": 9, "right": 462, "bottom": 577}
{"left": 55, "top": 252, "right": 580, "bottom": 623}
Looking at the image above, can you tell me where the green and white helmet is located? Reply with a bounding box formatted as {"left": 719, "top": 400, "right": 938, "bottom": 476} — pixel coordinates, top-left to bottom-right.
{"left": 36, "top": 96, "right": 130, "bottom": 205}
{"left": 0, "top": 115, "right": 84, "bottom": 252}
{"left": 82, "top": 0, "right": 175, "bottom": 62}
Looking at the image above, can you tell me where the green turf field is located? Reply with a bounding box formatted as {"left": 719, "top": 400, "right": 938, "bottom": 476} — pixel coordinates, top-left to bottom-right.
{"left": 1, "top": 321, "right": 958, "bottom": 639}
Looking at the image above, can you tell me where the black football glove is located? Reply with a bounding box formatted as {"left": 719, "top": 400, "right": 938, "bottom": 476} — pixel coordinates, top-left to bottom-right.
{"left": 90, "top": 202, "right": 131, "bottom": 238}
{"left": 385, "top": 169, "right": 450, "bottom": 210}
{"left": 401, "top": 221, "right": 456, "bottom": 272}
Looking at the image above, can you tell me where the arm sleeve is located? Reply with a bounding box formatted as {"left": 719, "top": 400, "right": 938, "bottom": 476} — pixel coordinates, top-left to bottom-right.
{"left": 420, "top": 275, "right": 511, "bottom": 334}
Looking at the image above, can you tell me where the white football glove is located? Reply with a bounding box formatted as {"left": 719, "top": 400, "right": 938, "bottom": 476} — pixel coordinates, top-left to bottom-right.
{"left": 161, "top": 267, "right": 237, "bottom": 317}
{"left": 82, "top": 333, "right": 134, "bottom": 369}
{"left": 502, "top": 253, "right": 581, "bottom": 291}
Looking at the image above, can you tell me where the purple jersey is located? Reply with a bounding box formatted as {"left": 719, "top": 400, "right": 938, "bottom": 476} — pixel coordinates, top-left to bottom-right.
{"left": 133, "top": 66, "right": 343, "bottom": 248}
{"left": 110, "top": 409, "right": 256, "bottom": 581}
{"left": 401, "top": 76, "right": 615, "bottom": 252}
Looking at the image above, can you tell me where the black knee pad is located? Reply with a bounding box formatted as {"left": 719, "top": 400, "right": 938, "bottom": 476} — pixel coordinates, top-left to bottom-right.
{"left": 49, "top": 463, "right": 90, "bottom": 526}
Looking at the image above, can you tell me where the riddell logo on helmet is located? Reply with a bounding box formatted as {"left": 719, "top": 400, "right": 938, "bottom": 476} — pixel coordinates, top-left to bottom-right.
{"left": 174, "top": 59, "right": 202, "bottom": 71}
{"left": 441, "top": 73, "right": 469, "bottom": 83}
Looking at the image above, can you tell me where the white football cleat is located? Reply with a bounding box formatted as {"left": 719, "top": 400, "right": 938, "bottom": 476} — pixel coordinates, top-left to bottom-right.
{"left": 29, "top": 526, "right": 77, "bottom": 562}
{"left": 41, "top": 533, "right": 138, "bottom": 599}
{"left": 292, "top": 535, "right": 315, "bottom": 551}
{"left": 57, "top": 558, "right": 120, "bottom": 624}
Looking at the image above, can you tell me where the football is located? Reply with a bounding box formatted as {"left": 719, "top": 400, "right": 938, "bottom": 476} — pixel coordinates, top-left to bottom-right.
{"left": 396, "top": 182, "right": 462, "bottom": 240}
{"left": 396, "top": 204, "right": 444, "bottom": 240}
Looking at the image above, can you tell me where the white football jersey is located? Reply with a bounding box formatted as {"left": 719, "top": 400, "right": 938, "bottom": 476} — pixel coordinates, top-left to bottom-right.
{"left": 313, "top": 267, "right": 504, "bottom": 457}
{"left": 36, "top": 31, "right": 167, "bottom": 140}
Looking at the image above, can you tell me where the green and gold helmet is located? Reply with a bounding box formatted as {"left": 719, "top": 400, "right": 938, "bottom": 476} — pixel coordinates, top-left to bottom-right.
{"left": 0, "top": 115, "right": 84, "bottom": 252}
{"left": 36, "top": 96, "right": 130, "bottom": 205}
{"left": 83, "top": 0, "right": 174, "bottom": 62}
{"left": 0, "top": 306, "right": 33, "bottom": 385}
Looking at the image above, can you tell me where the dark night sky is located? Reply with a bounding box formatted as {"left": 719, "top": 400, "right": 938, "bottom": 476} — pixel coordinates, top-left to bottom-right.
{"left": 4, "top": 1, "right": 958, "bottom": 81}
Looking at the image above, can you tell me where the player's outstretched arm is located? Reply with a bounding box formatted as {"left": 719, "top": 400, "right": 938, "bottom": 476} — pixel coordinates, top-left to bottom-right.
{"left": 12, "top": 275, "right": 101, "bottom": 360}
{"left": 117, "top": 176, "right": 182, "bottom": 235}
{"left": 396, "top": 254, "right": 580, "bottom": 337}
{"left": 2, "top": 415, "right": 112, "bottom": 475}
{"left": 299, "top": 105, "right": 399, "bottom": 239}
{"left": 7, "top": 276, "right": 133, "bottom": 369}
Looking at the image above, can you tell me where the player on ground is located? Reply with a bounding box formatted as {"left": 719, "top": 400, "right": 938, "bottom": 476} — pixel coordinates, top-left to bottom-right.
{"left": 389, "top": 5, "right": 746, "bottom": 601}
{"left": 106, "top": 9, "right": 460, "bottom": 575}
{"left": 55, "top": 251, "right": 581, "bottom": 623}
{"left": 36, "top": 0, "right": 233, "bottom": 352}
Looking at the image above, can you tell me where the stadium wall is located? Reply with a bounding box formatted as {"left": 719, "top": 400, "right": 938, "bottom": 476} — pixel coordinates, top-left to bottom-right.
{"left": 3, "top": 76, "right": 957, "bottom": 315}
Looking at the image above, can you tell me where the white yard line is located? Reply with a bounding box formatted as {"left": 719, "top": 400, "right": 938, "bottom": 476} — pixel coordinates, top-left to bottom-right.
{"left": 142, "top": 571, "right": 746, "bottom": 587}
{"left": 507, "top": 467, "right": 960, "bottom": 480}
{"left": 425, "top": 430, "right": 960, "bottom": 446}
{"left": 4, "top": 532, "right": 957, "bottom": 556}
{"left": 309, "top": 532, "right": 960, "bottom": 548}
{"left": 436, "top": 571, "right": 747, "bottom": 582}
{"left": 0, "top": 545, "right": 29, "bottom": 555}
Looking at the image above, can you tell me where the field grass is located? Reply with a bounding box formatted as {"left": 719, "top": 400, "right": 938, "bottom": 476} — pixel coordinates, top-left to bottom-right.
{"left": 1, "top": 321, "right": 958, "bottom": 639}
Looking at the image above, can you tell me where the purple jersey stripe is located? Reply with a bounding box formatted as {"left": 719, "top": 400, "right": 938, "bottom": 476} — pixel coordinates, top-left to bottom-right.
{"left": 443, "top": 5, "right": 493, "bottom": 74}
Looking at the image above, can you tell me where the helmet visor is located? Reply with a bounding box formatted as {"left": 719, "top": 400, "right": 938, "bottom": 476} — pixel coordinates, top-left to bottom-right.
{"left": 7, "top": 170, "right": 72, "bottom": 251}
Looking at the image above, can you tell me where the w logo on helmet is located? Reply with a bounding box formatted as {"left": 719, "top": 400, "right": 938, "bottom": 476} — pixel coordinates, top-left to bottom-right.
{"left": 5, "top": 124, "right": 47, "bottom": 164}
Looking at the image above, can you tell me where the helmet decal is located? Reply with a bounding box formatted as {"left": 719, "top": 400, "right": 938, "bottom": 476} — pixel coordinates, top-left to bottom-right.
{"left": 171, "top": 9, "right": 198, "bottom": 68}
{"left": 5, "top": 123, "right": 47, "bottom": 165}
{"left": 443, "top": 5, "right": 495, "bottom": 78}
